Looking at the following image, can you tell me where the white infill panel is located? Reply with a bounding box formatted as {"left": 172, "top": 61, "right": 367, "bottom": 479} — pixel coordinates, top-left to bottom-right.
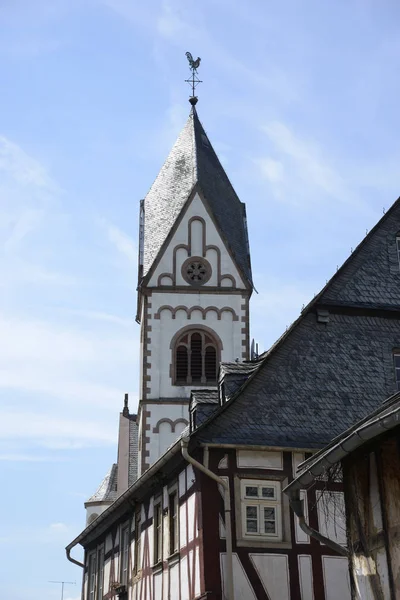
{"left": 250, "top": 554, "right": 290, "bottom": 600}
{"left": 322, "top": 556, "right": 351, "bottom": 600}
{"left": 180, "top": 553, "right": 189, "bottom": 600}
{"left": 237, "top": 450, "right": 283, "bottom": 469}
{"left": 298, "top": 555, "right": 314, "bottom": 600}
{"left": 169, "top": 561, "right": 180, "bottom": 600}
{"left": 292, "top": 452, "right": 305, "bottom": 476}
{"left": 188, "top": 549, "right": 201, "bottom": 598}
{"left": 220, "top": 553, "right": 257, "bottom": 600}
{"left": 187, "top": 494, "right": 196, "bottom": 543}
{"left": 153, "top": 570, "right": 162, "bottom": 600}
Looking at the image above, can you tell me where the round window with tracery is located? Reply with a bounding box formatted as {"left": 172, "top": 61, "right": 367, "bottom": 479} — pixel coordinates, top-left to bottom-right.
{"left": 182, "top": 256, "right": 212, "bottom": 286}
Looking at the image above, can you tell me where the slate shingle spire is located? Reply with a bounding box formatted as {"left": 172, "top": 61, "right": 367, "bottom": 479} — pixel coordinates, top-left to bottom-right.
{"left": 141, "top": 107, "right": 252, "bottom": 287}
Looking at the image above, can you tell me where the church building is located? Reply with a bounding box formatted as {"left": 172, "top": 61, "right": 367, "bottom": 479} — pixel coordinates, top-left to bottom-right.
{"left": 67, "top": 82, "right": 400, "bottom": 600}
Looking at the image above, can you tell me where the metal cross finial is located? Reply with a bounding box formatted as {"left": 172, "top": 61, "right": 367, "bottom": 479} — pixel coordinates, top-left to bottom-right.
{"left": 185, "top": 52, "right": 202, "bottom": 106}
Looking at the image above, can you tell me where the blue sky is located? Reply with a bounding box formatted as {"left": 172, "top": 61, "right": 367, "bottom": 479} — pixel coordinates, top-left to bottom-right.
{"left": 1, "top": 1, "right": 400, "bottom": 598}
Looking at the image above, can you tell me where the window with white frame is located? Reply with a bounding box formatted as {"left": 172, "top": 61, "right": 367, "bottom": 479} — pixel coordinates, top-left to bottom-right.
{"left": 96, "top": 545, "right": 104, "bottom": 600}
{"left": 169, "top": 491, "right": 179, "bottom": 555}
{"left": 134, "top": 511, "right": 141, "bottom": 574}
{"left": 241, "top": 479, "right": 282, "bottom": 541}
{"left": 120, "top": 524, "right": 130, "bottom": 586}
{"left": 88, "top": 551, "right": 96, "bottom": 600}
{"left": 153, "top": 502, "right": 163, "bottom": 564}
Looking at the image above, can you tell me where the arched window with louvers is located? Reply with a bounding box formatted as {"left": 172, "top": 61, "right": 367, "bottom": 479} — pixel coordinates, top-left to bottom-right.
{"left": 173, "top": 328, "right": 221, "bottom": 385}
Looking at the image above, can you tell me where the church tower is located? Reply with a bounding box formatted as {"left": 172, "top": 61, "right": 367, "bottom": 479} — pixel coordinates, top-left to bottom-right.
{"left": 136, "top": 105, "right": 253, "bottom": 475}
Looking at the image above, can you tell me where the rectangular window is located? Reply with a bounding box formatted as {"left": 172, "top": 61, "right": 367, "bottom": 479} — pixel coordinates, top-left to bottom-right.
{"left": 154, "top": 502, "right": 163, "bottom": 564}
{"left": 96, "top": 545, "right": 104, "bottom": 600}
{"left": 396, "top": 237, "right": 400, "bottom": 270}
{"left": 169, "top": 491, "right": 179, "bottom": 555}
{"left": 241, "top": 479, "right": 282, "bottom": 541}
{"left": 134, "top": 512, "right": 141, "bottom": 574}
{"left": 394, "top": 353, "right": 400, "bottom": 391}
{"left": 88, "top": 551, "right": 96, "bottom": 600}
{"left": 120, "top": 524, "right": 130, "bottom": 586}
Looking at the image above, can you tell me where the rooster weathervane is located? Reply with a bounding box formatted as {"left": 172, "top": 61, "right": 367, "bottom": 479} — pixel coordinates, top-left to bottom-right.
{"left": 185, "top": 52, "right": 202, "bottom": 105}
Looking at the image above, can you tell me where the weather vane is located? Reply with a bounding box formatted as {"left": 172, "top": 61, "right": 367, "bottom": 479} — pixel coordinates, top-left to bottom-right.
{"left": 185, "top": 52, "right": 202, "bottom": 105}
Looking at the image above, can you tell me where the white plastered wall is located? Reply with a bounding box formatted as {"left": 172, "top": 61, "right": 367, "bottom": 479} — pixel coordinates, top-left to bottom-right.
{"left": 148, "top": 193, "right": 246, "bottom": 289}
{"left": 141, "top": 192, "right": 249, "bottom": 469}
{"left": 149, "top": 292, "right": 245, "bottom": 399}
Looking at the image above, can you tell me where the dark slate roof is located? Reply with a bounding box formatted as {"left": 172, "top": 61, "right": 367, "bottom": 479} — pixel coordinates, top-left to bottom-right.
{"left": 192, "top": 196, "right": 400, "bottom": 450}
{"left": 220, "top": 361, "right": 262, "bottom": 375}
{"left": 285, "top": 391, "right": 400, "bottom": 494}
{"left": 318, "top": 197, "right": 400, "bottom": 308}
{"left": 190, "top": 389, "right": 219, "bottom": 407}
{"left": 86, "top": 464, "right": 118, "bottom": 504}
{"left": 142, "top": 108, "right": 252, "bottom": 285}
{"left": 219, "top": 359, "right": 264, "bottom": 400}
{"left": 195, "top": 311, "right": 400, "bottom": 449}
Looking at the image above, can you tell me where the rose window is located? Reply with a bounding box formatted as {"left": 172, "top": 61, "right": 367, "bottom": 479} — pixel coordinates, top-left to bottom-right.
{"left": 182, "top": 257, "right": 211, "bottom": 286}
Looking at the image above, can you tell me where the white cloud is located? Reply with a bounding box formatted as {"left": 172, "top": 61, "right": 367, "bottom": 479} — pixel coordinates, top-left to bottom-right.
{"left": 0, "top": 135, "right": 58, "bottom": 192}
{"left": 256, "top": 158, "right": 284, "bottom": 183}
{"left": 0, "top": 453, "right": 67, "bottom": 462}
{"left": 262, "top": 121, "right": 348, "bottom": 200}
{"left": 49, "top": 522, "right": 69, "bottom": 532}
{"left": 63, "top": 309, "right": 132, "bottom": 326}
{"left": 0, "top": 411, "right": 116, "bottom": 447}
{"left": 100, "top": 218, "right": 137, "bottom": 262}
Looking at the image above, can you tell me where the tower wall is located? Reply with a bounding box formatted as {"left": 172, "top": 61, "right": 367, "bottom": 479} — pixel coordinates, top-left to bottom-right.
{"left": 138, "top": 181, "right": 251, "bottom": 475}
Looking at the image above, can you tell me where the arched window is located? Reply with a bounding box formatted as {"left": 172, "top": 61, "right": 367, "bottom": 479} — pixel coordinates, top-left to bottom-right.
{"left": 174, "top": 329, "right": 219, "bottom": 385}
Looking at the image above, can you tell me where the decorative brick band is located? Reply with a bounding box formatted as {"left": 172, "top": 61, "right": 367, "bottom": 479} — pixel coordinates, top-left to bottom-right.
{"left": 154, "top": 305, "right": 239, "bottom": 321}
{"left": 152, "top": 417, "right": 189, "bottom": 433}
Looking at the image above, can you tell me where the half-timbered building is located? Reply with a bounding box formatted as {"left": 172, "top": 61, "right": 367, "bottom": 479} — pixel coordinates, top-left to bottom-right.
{"left": 67, "top": 94, "right": 400, "bottom": 599}
{"left": 285, "top": 391, "right": 400, "bottom": 599}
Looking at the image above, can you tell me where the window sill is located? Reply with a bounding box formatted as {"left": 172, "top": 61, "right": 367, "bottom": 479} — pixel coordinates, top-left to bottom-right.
{"left": 237, "top": 539, "right": 292, "bottom": 549}
{"left": 152, "top": 561, "right": 163, "bottom": 573}
{"left": 167, "top": 551, "right": 180, "bottom": 565}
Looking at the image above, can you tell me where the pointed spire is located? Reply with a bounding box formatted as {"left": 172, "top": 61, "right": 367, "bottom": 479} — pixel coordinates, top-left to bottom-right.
{"left": 142, "top": 108, "right": 252, "bottom": 287}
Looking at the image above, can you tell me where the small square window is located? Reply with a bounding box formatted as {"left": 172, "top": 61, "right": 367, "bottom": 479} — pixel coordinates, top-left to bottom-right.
{"left": 241, "top": 479, "right": 282, "bottom": 541}
{"left": 262, "top": 486, "right": 276, "bottom": 499}
{"left": 245, "top": 486, "right": 258, "bottom": 497}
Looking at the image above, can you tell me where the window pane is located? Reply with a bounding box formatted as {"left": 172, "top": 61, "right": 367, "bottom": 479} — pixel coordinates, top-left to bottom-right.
{"left": 394, "top": 355, "right": 400, "bottom": 368}
{"left": 176, "top": 346, "right": 188, "bottom": 381}
{"left": 169, "top": 492, "right": 178, "bottom": 555}
{"left": 262, "top": 487, "right": 275, "bottom": 499}
{"left": 191, "top": 333, "right": 202, "bottom": 382}
{"left": 205, "top": 346, "right": 217, "bottom": 381}
{"left": 264, "top": 507, "right": 275, "bottom": 520}
{"left": 264, "top": 520, "right": 276, "bottom": 534}
{"left": 245, "top": 486, "right": 258, "bottom": 497}
{"left": 97, "top": 547, "right": 104, "bottom": 600}
{"left": 264, "top": 507, "right": 276, "bottom": 534}
{"left": 246, "top": 505, "right": 258, "bottom": 533}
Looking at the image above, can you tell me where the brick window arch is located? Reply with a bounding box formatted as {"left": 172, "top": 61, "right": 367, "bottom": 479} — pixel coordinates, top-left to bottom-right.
{"left": 173, "top": 329, "right": 220, "bottom": 385}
